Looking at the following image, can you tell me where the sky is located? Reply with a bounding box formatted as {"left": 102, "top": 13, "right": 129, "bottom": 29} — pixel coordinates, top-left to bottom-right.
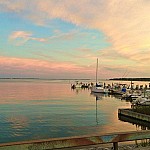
{"left": 0, "top": 0, "right": 150, "bottom": 79}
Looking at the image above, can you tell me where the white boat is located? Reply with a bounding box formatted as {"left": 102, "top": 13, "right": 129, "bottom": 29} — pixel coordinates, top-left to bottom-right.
{"left": 91, "top": 86, "right": 109, "bottom": 93}
{"left": 91, "top": 58, "right": 108, "bottom": 93}
{"left": 139, "top": 99, "right": 150, "bottom": 105}
{"left": 132, "top": 96, "right": 150, "bottom": 106}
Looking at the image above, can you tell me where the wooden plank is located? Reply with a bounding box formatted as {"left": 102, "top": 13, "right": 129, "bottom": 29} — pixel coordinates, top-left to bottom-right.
{"left": 0, "top": 130, "right": 150, "bottom": 150}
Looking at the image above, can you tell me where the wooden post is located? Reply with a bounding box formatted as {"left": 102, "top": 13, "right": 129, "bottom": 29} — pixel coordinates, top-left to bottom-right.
{"left": 113, "top": 142, "right": 118, "bottom": 150}
{"left": 131, "top": 81, "right": 133, "bottom": 90}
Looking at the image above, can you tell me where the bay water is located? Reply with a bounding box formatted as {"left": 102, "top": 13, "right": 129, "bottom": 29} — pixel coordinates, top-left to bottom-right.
{"left": 0, "top": 79, "right": 148, "bottom": 144}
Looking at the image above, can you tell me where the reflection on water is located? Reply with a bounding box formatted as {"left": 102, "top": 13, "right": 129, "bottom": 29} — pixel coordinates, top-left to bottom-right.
{"left": 118, "top": 114, "right": 150, "bottom": 131}
{"left": 0, "top": 79, "right": 148, "bottom": 144}
{"left": 90, "top": 92, "right": 103, "bottom": 125}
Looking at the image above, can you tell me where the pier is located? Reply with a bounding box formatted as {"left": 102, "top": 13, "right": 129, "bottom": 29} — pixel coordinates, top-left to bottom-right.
{"left": 118, "top": 108, "right": 150, "bottom": 122}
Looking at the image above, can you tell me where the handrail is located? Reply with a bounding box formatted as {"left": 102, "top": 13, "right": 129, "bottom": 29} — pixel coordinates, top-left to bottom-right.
{"left": 0, "top": 130, "right": 150, "bottom": 150}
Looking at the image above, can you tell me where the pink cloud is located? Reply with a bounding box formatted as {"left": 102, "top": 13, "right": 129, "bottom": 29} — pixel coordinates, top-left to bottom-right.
{"left": 0, "top": 56, "right": 94, "bottom": 78}
{"left": 9, "top": 31, "right": 32, "bottom": 39}
{"left": 9, "top": 31, "right": 47, "bottom": 45}
{"left": 1, "top": 0, "right": 150, "bottom": 77}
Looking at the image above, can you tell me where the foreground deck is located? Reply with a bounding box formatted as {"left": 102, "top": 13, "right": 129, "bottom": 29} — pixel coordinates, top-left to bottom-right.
{"left": 0, "top": 130, "right": 150, "bottom": 150}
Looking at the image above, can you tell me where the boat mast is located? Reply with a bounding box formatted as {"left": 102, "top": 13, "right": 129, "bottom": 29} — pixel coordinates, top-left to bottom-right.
{"left": 96, "top": 58, "right": 98, "bottom": 84}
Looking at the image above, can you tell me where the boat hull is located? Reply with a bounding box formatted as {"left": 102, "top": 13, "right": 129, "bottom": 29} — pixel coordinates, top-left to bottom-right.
{"left": 91, "top": 86, "right": 109, "bottom": 93}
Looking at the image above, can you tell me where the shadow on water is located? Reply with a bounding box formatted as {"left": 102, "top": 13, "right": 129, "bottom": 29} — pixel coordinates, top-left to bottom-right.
{"left": 118, "top": 114, "right": 150, "bottom": 130}
{"left": 90, "top": 92, "right": 110, "bottom": 99}
{"left": 110, "top": 94, "right": 122, "bottom": 99}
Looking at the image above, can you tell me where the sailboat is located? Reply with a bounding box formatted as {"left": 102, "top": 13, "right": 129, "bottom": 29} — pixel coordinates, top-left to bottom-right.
{"left": 91, "top": 58, "right": 109, "bottom": 93}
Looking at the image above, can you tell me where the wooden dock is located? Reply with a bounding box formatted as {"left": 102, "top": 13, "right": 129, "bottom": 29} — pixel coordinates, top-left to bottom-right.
{"left": 118, "top": 108, "right": 150, "bottom": 122}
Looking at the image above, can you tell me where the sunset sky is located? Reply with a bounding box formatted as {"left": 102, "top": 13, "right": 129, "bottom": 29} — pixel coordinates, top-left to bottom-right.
{"left": 0, "top": 0, "right": 150, "bottom": 79}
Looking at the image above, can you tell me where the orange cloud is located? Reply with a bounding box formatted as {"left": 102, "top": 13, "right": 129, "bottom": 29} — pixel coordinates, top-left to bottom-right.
{"left": 30, "top": 0, "right": 150, "bottom": 77}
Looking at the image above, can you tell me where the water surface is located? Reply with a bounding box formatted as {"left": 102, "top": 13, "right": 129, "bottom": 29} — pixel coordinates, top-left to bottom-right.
{"left": 0, "top": 79, "right": 148, "bottom": 144}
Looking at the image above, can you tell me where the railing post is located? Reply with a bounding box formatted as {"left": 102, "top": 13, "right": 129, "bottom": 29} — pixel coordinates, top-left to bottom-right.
{"left": 113, "top": 142, "right": 118, "bottom": 150}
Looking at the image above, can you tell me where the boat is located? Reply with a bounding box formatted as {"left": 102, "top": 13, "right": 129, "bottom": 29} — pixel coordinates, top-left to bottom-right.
{"left": 91, "top": 58, "right": 109, "bottom": 94}
{"left": 110, "top": 83, "right": 127, "bottom": 95}
{"left": 121, "top": 90, "right": 142, "bottom": 101}
{"left": 138, "top": 99, "right": 150, "bottom": 105}
{"left": 71, "top": 81, "right": 82, "bottom": 89}
{"left": 91, "top": 84, "right": 109, "bottom": 93}
{"left": 71, "top": 81, "right": 91, "bottom": 89}
{"left": 132, "top": 96, "right": 150, "bottom": 106}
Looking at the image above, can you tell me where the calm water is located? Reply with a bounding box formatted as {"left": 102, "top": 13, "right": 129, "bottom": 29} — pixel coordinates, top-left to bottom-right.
{"left": 0, "top": 79, "right": 149, "bottom": 144}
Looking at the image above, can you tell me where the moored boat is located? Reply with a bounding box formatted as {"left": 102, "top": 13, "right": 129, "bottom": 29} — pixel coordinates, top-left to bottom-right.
{"left": 132, "top": 96, "right": 150, "bottom": 106}
{"left": 91, "top": 58, "right": 109, "bottom": 94}
{"left": 71, "top": 81, "right": 91, "bottom": 89}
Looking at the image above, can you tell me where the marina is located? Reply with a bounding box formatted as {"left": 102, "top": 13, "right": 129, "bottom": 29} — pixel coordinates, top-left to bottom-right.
{"left": 0, "top": 79, "right": 150, "bottom": 145}
{"left": 1, "top": 1, "right": 150, "bottom": 149}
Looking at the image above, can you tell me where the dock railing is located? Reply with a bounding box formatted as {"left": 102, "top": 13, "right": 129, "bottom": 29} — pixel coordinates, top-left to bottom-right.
{"left": 0, "top": 130, "right": 150, "bottom": 150}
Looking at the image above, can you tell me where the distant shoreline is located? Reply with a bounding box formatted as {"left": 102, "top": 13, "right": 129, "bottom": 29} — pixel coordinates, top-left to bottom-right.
{"left": 109, "top": 78, "right": 150, "bottom": 81}
{"left": 0, "top": 78, "right": 91, "bottom": 80}
{"left": 0, "top": 78, "right": 150, "bottom": 82}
